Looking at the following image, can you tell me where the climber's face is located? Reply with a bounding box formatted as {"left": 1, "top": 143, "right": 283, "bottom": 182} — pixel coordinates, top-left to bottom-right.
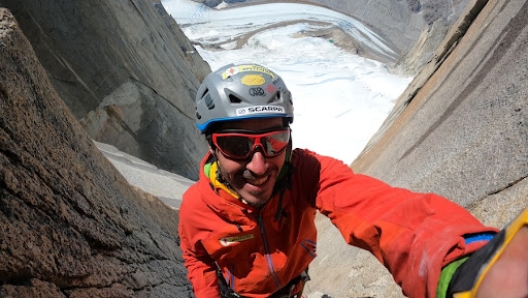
{"left": 211, "top": 117, "right": 289, "bottom": 207}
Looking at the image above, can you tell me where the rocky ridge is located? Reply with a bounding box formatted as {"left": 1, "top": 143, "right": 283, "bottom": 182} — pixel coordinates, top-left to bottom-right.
{"left": 2, "top": 0, "right": 211, "bottom": 181}
{"left": 0, "top": 8, "right": 191, "bottom": 297}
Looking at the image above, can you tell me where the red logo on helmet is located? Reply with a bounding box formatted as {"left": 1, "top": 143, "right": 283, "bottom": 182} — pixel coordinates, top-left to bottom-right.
{"left": 266, "top": 84, "right": 277, "bottom": 93}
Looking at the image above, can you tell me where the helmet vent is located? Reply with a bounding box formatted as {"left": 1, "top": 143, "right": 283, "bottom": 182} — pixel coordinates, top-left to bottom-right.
{"left": 199, "top": 88, "right": 208, "bottom": 99}
{"left": 204, "top": 92, "right": 215, "bottom": 110}
{"left": 228, "top": 94, "right": 242, "bottom": 103}
{"left": 268, "top": 91, "right": 280, "bottom": 103}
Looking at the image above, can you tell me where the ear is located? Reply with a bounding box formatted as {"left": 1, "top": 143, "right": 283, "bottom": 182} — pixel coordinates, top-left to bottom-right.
{"left": 209, "top": 146, "right": 219, "bottom": 159}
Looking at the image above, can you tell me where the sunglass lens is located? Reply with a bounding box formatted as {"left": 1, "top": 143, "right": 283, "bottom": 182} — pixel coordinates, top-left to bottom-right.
{"left": 262, "top": 131, "right": 290, "bottom": 156}
{"left": 216, "top": 135, "right": 253, "bottom": 158}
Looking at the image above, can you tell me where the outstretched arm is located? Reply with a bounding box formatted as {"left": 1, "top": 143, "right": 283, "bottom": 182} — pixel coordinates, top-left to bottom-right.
{"left": 296, "top": 149, "right": 498, "bottom": 297}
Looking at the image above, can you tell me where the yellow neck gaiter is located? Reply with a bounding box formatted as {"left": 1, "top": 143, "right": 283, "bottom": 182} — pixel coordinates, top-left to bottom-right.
{"left": 206, "top": 161, "right": 240, "bottom": 199}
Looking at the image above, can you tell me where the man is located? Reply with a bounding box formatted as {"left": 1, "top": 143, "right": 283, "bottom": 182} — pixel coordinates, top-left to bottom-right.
{"left": 178, "top": 63, "right": 526, "bottom": 298}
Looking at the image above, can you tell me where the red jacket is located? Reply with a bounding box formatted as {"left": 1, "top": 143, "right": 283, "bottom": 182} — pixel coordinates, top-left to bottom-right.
{"left": 178, "top": 149, "right": 496, "bottom": 297}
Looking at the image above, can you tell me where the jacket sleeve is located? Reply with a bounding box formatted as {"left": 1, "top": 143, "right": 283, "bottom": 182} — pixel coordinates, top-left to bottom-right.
{"left": 296, "top": 149, "right": 498, "bottom": 298}
{"left": 178, "top": 199, "right": 221, "bottom": 297}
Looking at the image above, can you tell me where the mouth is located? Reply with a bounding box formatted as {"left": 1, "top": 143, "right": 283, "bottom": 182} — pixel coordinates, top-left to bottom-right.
{"left": 244, "top": 174, "right": 270, "bottom": 186}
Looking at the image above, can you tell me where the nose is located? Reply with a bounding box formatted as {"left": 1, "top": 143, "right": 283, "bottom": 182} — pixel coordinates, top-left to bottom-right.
{"left": 246, "top": 150, "right": 267, "bottom": 176}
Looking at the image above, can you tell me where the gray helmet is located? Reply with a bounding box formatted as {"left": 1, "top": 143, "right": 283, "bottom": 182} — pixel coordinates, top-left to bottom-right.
{"left": 195, "top": 63, "right": 294, "bottom": 133}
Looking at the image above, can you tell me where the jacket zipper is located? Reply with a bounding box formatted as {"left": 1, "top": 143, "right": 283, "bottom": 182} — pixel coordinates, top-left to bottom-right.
{"left": 256, "top": 213, "right": 283, "bottom": 289}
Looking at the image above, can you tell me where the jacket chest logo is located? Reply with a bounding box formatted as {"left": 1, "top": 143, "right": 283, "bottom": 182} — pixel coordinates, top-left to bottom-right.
{"left": 220, "top": 234, "right": 255, "bottom": 246}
